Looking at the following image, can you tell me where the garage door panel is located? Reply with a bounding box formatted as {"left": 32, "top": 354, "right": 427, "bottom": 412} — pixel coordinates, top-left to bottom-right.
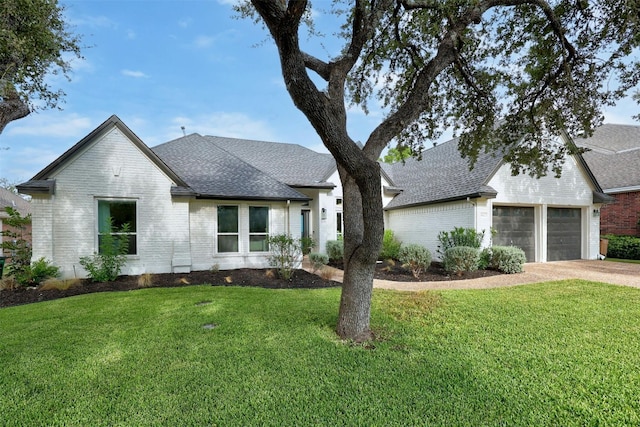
{"left": 492, "top": 206, "right": 535, "bottom": 262}
{"left": 547, "top": 208, "right": 581, "bottom": 261}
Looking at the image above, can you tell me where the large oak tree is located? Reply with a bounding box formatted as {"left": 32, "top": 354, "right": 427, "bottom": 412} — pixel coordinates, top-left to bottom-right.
{"left": 0, "top": 0, "right": 82, "bottom": 134}
{"left": 243, "top": 0, "right": 639, "bottom": 341}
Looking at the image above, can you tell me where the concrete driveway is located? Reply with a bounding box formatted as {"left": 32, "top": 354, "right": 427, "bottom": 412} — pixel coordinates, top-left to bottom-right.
{"left": 372, "top": 260, "right": 640, "bottom": 291}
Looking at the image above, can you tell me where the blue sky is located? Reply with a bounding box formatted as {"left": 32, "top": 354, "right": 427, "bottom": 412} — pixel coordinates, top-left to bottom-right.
{"left": 0, "top": 0, "right": 637, "bottom": 184}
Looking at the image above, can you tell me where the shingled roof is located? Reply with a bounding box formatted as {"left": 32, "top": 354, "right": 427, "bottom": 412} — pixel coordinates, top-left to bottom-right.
{"left": 576, "top": 124, "right": 640, "bottom": 191}
{"left": 0, "top": 187, "right": 31, "bottom": 218}
{"left": 201, "top": 136, "right": 337, "bottom": 188}
{"left": 382, "top": 138, "right": 503, "bottom": 210}
{"left": 152, "top": 134, "right": 310, "bottom": 201}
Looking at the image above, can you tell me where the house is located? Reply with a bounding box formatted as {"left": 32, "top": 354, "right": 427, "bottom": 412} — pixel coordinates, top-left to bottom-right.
{"left": 17, "top": 115, "right": 346, "bottom": 278}
{"left": 381, "top": 134, "right": 608, "bottom": 262}
{"left": 17, "top": 115, "right": 606, "bottom": 278}
{"left": 577, "top": 124, "right": 640, "bottom": 237}
{"left": 0, "top": 187, "right": 32, "bottom": 252}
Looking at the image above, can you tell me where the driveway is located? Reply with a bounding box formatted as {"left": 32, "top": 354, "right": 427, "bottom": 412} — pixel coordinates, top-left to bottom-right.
{"left": 372, "top": 260, "right": 640, "bottom": 291}
{"left": 306, "top": 260, "right": 640, "bottom": 291}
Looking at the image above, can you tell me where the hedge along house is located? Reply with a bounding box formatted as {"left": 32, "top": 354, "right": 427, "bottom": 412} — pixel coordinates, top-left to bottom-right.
{"left": 17, "top": 115, "right": 347, "bottom": 279}
{"left": 577, "top": 124, "right": 640, "bottom": 237}
{"left": 381, "top": 134, "right": 610, "bottom": 262}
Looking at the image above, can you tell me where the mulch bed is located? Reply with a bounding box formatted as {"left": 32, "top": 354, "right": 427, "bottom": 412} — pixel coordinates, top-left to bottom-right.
{"left": 1, "top": 261, "right": 502, "bottom": 309}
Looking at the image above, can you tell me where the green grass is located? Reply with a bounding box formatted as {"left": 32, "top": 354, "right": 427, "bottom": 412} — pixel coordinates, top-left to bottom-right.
{"left": 1, "top": 281, "right": 639, "bottom": 426}
{"left": 605, "top": 257, "right": 640, "bottom": 264}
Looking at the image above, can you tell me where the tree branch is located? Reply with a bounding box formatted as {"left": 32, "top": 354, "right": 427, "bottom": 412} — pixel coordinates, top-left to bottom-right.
{"left": 0, "top": 84, "right": 30, "bottom": 134}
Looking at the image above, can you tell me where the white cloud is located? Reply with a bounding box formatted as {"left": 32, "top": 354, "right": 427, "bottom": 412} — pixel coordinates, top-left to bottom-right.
{"left": 126, "top": 29, "right": 137, "bottom": 40}
{"left": 121, "top": 69, "right": 149, "bottom": 78}
{"left": 193, "top": 35, "right": 215, "bottom": 49}
{"left": 5, "top": 113, "right": 93, "bottom": 138}
{"left": 178, "top": 17, "right": 192, "bottom": 28}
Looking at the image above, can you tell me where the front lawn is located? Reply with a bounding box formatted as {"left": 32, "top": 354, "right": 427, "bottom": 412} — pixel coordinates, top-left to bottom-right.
{"left": 1, "top": 281, "right": 639, "bottom": 426}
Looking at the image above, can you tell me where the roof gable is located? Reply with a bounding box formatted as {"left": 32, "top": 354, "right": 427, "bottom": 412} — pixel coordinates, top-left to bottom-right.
{"left": 21, "top": 115, "right": 188, "bottom": 189}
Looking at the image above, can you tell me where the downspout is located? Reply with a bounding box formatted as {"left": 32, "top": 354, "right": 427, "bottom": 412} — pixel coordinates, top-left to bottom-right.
{"left": 286, "top": 200, "right": 291, "bottom": 235}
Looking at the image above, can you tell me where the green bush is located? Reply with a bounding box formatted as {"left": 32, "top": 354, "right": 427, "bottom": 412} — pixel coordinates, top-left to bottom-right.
{"left": 326, "top": 240, "right": 344, "bottom": 262}
{"left": 478, "top": 247, "right": 493, "bottom": 270}
{"left": 603, "top": 235, "right": 640, "bottom": 260}
{"left": 0, "top": 206, "right": 32, "bottom": 286}
{"left": 437, "top": 227, "right": 485, "bottom": 258}
{"left": 267, "top": 234, "right": 301, "bottom": 280}
{"left": 398, "top": 244, "right": 432, "bottom": 278}
{"left": 380, "top": 230, "right": 402, "bottom": 260}
{"left": 300, "top": 236, "right": 316, "bottom": 255}
{"left": 79, "top": 219, "right": 130, "bottom": 282}
{"left": 491, "top": 246, "right": 526, "bottom": 274}
{"left": 443, "top": 246, "right": 480, "bottom": 275}
{"left": 308, "top": 252, "right": 329, "bottom": 272}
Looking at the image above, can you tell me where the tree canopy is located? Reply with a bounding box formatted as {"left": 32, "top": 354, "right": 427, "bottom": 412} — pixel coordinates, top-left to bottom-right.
{"left": 243, "top": 0, "right": 637, "bottom": 341}
{"left": 0, "top": 0, "right": 82, "bottom": 134}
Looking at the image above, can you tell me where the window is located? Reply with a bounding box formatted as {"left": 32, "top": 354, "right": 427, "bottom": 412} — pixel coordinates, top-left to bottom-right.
{"left": 98, "top": 200, "right": 137, "bottom": 255}
{"left": 217, "top": 206, "right": 239, "bottom": 252}
{"left": 249, "top": 206, "right": 269, "bottom": 252}
{"left": 336, "top": 212, "right": 343, "bottom": 239}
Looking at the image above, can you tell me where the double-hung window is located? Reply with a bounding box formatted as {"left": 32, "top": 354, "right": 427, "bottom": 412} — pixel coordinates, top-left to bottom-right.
{"left": 98, "top": 200, "right": 137, "bottom": 255}
{"left": 217, "top": 205, "right": 239, "bottom": 253}
{"left": 249, "top": 206, "right": 269, "bottom": 252}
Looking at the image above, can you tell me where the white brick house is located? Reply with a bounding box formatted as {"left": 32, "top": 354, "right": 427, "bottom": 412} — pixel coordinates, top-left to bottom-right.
{"left": 18, "top": 115, "right": 608, "bottom": 278}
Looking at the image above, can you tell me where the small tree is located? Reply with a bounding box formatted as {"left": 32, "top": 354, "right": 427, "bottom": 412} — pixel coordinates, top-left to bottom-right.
{"left": 1, "top": 206, "right": 31, "bottom": 280}
{"left": 267, "top": 234, "right": 302, "bottom": 280}
{"left": 79, "top": 219, "right": 130, "bottom": 282}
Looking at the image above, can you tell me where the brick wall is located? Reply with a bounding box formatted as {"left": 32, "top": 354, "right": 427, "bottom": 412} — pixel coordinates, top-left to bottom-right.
{"left": 600, "top": 191, "right": 640, "bottom": 236}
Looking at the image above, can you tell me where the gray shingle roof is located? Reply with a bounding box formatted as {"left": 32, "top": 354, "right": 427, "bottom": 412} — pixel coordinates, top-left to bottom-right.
{"left": 152, "top": 134, "right": 310, "bottom": 201}
{"left": 576, "top": 124, "right": 640, "bottom": 191}
{"left": 202, "top": 136, "right": 336, "bottom": 188}
{"left": 383, "top": 138, "right": 501, "bottom": 210}
{"left": 0, "top": 187, "right": 31, "bottom": 217}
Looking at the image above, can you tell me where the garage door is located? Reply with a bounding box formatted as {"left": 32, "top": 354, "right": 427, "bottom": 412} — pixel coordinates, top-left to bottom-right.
{"left": 547, "top": 208, "right": 581, "bottom": 261}
{"left": 492, "top": 206, "right": 535, "bottom": 262}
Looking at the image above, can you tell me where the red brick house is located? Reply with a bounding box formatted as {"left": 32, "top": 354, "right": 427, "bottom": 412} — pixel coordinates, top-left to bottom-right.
{"left": 579, "top": 124, "right": 640, "bottom": 237}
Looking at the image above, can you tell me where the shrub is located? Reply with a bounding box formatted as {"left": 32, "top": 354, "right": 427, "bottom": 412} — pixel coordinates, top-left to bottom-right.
{"left": 137, "top": 273, "right": 154, "bottom": 288}
{"left": 603, "top": 234, "right": 640, "bottom": 260}
{"left": 27, "top": 257, "right": 60, "bottom": 285}
{"left": 443, "top": 246, "right": 480, "bottom": 275}
{"left": 79, "top": 219, "right": 130, "bottom": 282}
{"left": 326, "top": 240, "right": 344, "bottom": 261}
{"left": 0, "top": 206, "right": 32, "bottom": 286}
{"left": 398, "top": 244, "right": 432, "bottom": 278}
{"left": 308, "top": 252, "right": 329, "bottom": 272}
{"left": 319, "top": 267, "right": 334, "bottom": 280}
{"left": 267, "top": 234, "right": 301, "bottom": 280}
{"left": 437, "top": 227, "right": 485, "bottom": 258}
{"left": 300, "top": 236, "right": 316, "bottom": 255}
{"left": 491, "top": 246, "right": 527, "bottom": 274}
{"left": 478, "top": 247, "right": 493, "bottom": 270}
{"left": 380, "top": 230, "right": 402, "bottom": 260}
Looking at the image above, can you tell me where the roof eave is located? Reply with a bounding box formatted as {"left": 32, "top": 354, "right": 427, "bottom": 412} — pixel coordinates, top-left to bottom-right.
{"left": 384, "top": 191, "right": 497, "bottom": 211}
{"left": 16, "top": 180, "right": 56, "bottom": 195}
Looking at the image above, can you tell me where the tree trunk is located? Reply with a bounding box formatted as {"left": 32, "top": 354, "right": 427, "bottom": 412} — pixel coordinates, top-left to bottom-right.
{"left": 0, "top": 85, "right": 30, "bottom": 135}
{"left": 335, "top": 164, "right": 384, "bottom": 342}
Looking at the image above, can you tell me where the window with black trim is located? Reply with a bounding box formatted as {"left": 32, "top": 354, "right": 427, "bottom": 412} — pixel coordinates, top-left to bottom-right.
{"left": 249, "top": 206, "right": 269, "bottom": 252}
{"left": 98, "top": 200, "right": 137, "bottom": 255}
{"left": 217, "top": 205, "right": 239, "bottom": 253}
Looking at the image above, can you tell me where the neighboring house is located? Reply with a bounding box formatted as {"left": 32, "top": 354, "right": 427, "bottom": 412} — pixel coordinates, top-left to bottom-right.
{"left": 18, "top": 115, "right": 607, "bottom": 278}
{"left": 577, "top": 124, "right": 640, "bottom": 237}
{"left": 0, "top": 187, "right": 32, "bottom": 253}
